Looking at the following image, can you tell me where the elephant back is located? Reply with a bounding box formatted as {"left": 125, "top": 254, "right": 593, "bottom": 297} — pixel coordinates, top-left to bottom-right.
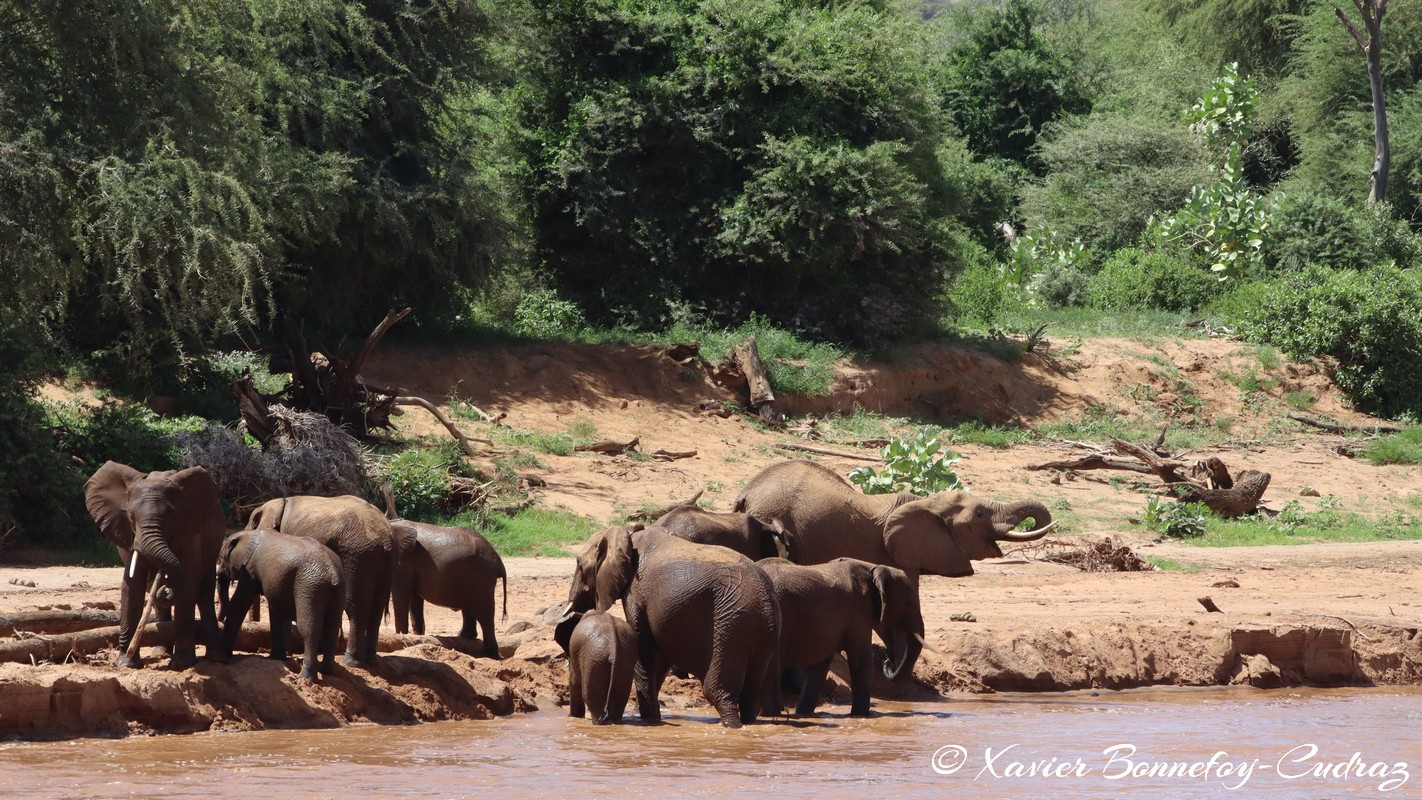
{"left": 735, "top": 460, "right": 892, "bottom": 565}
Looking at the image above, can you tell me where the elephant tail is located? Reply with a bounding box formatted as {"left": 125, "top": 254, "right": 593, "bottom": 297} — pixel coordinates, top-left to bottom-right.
{"left": 500, "top": 572, "right": 508, "bottom": 623}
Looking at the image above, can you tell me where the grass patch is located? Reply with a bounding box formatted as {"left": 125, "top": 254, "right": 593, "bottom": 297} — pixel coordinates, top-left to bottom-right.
{"left": 1143, "top": 556, "right": 1201, "bottom": 572}
{"left": 988, "top": 307, "right": 1208, "bottom": 340}
{"left": 941, "top": 419, "right": 1034, "bottom": 448}
{"left": 1034, "top": 405, "right": 1227, "bottom": 449}
{"left": 433, "top": 507, "right": 600, "bottom": 557}
{"left": 1284, "top": 390, "right": 1315, "bottom": 411}
{"left": 1363, "top": 428, "right": 1422, "bottom": 466}
{"left": 1185, "top": 502, "right": 1422, "bottom": 547}
{"left": 815, "top": 407, "right": 909, "bottom": 442}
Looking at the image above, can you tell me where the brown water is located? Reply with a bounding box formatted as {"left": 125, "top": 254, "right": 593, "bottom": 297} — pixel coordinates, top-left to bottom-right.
{"left": 2, "top": 688, "right": 1419, "bottom": 799}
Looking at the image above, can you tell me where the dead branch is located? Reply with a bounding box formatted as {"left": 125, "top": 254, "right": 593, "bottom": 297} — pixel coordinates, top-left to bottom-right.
{"left": 627, "top": 489, "right": 706, "bottom": 523}
{"left": 1288, "top": 413, "right": 1403, "bottom": 435}
{"left": 391, "top": 396, "right": 493, "bottom": 455}
{"left": 1198, "top": 596, "right": 1223, "bottom": 613}
{"left": 1010, "top": 537, "right": 1153, "bottom": 572}
{"left": 1174, "top": 470, "right": 1271, "bottom": 518}
{"left": 1110, "top": 437, "right": 1201, "bottom": 487}
{"left": 773, "top": 442, "right": 882, "bottom": 462}
{"left": 575, "top": 436, "right": 640, "bottom": 455}
{"left": 1026, "top": 455, "right": 1156, "bottom": 474}
{"left": 651, "top": 448, "right": 697, "bottom": 461}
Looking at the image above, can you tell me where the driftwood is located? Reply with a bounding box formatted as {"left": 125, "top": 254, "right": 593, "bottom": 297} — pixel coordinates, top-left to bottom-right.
{"left": 0, "top": 609, "right": 119, "bottom": 637}
{"left": 626, "top": 490, "right": 706, "bottom": 523}
{"left": 1288, "top": 414, "right": 1403, "bottom": 435}
{"left": 1030, "top": 436, "right": 1270, "bottom": 518}
{"left": 575, "top": 436, "right": 641, "bottom": 455}
{"left": 1174, "top": 470, "right": 1271, "bottom": 518}
{"left": 651, "top": 448, "right": 697, "bottom": 461}
{"left": 773, "top": 442, "right": 881, "bottom": 463}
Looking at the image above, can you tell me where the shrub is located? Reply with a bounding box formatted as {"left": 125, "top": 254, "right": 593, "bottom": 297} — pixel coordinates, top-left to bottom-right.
{"left": 372, "top": 442, "right": 471, "bottom": 522}
{"left": 948, "top": 262, "right": 1016, "bottom": 326}
{"left": 1232, "top": 266, "right": 1422, "bottom": 417}
{"left": 513, "top": 288, "right": 586, "bottom": 339}
{"left": 849, "top": 430, "right": 966, "bottom": 496}
{"left": 1143, "top": 496, "right": 1209, "bottom": 538}
{"left": 1363, "top": 428, "right": 1422, "bottom": 466}
{"left": 48, "top": 401, "right": 205, "bottom": 474}
{"left": 1087, "top": 247, "right": 1217, "bottom": 312}
{"left": 1262, "top": 194, "right": 1422, "bottom": 272}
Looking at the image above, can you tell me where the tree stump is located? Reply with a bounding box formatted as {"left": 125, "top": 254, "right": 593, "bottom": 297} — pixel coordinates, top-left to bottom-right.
{"left": 1175, "top": 470, "right": 1271, "bottom": 518}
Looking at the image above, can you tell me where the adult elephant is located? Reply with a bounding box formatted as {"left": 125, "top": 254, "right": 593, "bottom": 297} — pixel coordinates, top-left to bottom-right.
{"left": 735, "top": 460, "right": 1054, "bottom": 581}
{"left": 653, "top": 505, "right": 792, "bottom": 561}
{"left": 246, "top": 495, "right": 412, "bottom": 667}
{"left": 83, "top": 462, "right": 226, "bottom": 669}
{"left": 389, "top": 519, "right": 507, "bottom": 659}
{"left": 567, "top": 524, "right": 780, "bottom": 728}
{"left": 758, "top": 557, "right": 925, "bottom": 713}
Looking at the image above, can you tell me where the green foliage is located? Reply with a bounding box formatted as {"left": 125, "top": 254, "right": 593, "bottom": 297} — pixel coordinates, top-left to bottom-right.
{"left": 513, "top": 288, "right": 586, "bottom": 339}
{"left": 948, "top": 263, "right": 1017, "bottom": 327}
{"left": 1143, "top": 496, "right": 1210, "bottom": 538}
{"left": 1364, "top": 428, "right": 1422, "bottom": 466}
{"left": 372, "top": 442, "right": 471, "bottom": 522}
{"left": 1021, "top": 111, "right": 1210, "bottom": 254}
{"left": 522, "top": 0, "right": 974, "bottom": 342}
{"left": 1231, "top": 266, "right": 1422, "bottom": 417}
{"left": 938, "top": 0, "right": 1093, "bottom": 172}
{"left": 471, "top": 507, "right": 600, "bottom": 558}
{"left": 663, "top": 312, "right": 843, "bottom": 397}
{"left": 1087, "top": 248, "right": 1218, "bottom": 312}
{"left": 849, "top": 430, "right": 965, "bottom": 496}
{"left": 1007, "top": 227, "right": 1090, "bottom": 308}
{"left": 46, "top": 402, "right": 206, "bottom": 475}
{"left": 1153, "top": 64, "right": 1273, "bottom": 279}
{"left": 1262, "top": 194, "right": 1422, "bottom": 272}
{"left": 1147, "top": 0, "right": 1307, "bottom": 76}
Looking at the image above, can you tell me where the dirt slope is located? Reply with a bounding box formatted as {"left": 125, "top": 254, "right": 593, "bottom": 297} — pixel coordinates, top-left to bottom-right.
{"left": 4, "top": 335, "right": 1420, "bottom": 739}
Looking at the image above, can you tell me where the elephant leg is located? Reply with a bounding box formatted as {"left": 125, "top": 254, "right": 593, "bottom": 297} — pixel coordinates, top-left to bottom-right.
{"left": 115, "top": 556, "right": 148, "bottom": 669}
{"left": 569, "top": 664, "right": 585, "bottom": 720}
{"left": 703, "top": 658, "right": 748, "bottom": 729}
{"left": 607, "top": 663, "right": 633, "bottom": 724}
{"left": 410, "top": 594, "right": 426, "bottom": 636}
{"left": 222, "top": 579, "right": 259, "bottom": 657}
{"left": 847, "top": 644, "right": 874, "bottom": 717}
{"left": 471, "top": 603, "right": 500, "bottom": 659}
{"left": 295, "top": 598, "right": 322, "bottom": 681}
{"left": 633, "top": 633, "right": 666, "bottom": 724}
{"left": 796, "top": 658, "right": 834, "bottom": 716}
{"left": 740, "top": 643, "right": 775, "bottom": 726}
{"left": 586, "top": 660, "right": 612, "bottom": 725}
{"left": 197, "top": 570, "right": 224, "bottom": 662}
{"left": 362, "top": 579, "right": 393, "bottom": 665}
{"left": 168, "top": 579, "right": 199, "bottom": 670}
{"left": 319, "top": 601, "right": 343, "bottom": 677}
{"left": 268, "top": 604, "right": 294, "bottom": 663}
{"left": 391, "top": 581, "right": 411, "bottom": 635}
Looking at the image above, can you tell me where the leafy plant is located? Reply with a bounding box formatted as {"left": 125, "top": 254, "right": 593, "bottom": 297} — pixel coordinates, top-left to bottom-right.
{"left": 849, "top": 430, "right": 965, "bottom": 496}
{"left": 372, "top": 443, "right": 470, "bottom": 522}
{"left": 513, "top": 288, "right": 586, "bottom": 339}
{"left": 1143, "top": 496, "right": 1210, "bottom": 537}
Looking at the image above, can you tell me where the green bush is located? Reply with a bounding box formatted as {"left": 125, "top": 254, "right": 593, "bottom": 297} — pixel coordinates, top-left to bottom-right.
{"left": 373, "top": 443, "right": 472, "bottom": 522}
{"left": 1144, "top": 496, "right": 1210, "bottom": 538}
{"left": 1363, "top": 428, "right": 1422, "bottom": 466}
{"left": 948, "top": 262, "right": 1016, "bottom": 326}
{"left": 47, "top": 401, "right": 206, "bottom": 474}
{"left": 849, "top": 430, "right": 966, "bottom": 496}
{"left": 513, "top": 288, "right": 586, "bottom": 339}
{"left": 1087, "top": 247, "right": 1218, "bottom": 312}
{"left": 1232, "top": 266, "right": 1422, "bottom": 417}
{"left": 1262, "top": 194, "right": 1422, "bottom": 272}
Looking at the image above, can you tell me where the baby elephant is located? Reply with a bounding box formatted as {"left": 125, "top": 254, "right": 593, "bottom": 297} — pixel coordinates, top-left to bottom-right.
{"left": 554, "top": 609, "right": 636, "bottom": 725}
{"left": 219, "top": 529, "right": 345, "bottom": 681}
{"left": 390, "top": 520, "right": 507, "bottom": 659}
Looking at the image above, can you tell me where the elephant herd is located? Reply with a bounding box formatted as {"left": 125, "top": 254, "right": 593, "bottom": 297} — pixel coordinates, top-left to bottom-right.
{"left": 82, "top": 457, "right": 1053, "bottom": 727}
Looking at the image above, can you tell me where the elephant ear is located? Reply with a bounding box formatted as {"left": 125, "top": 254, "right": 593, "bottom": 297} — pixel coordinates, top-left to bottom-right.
{"left": 553, "top": 611, "right": 583, "bottom": 655}
{"left": 882, "top": 497, "right": 974, "bottom": 578}
{"left": 84, "top": 461, "right": 145, "bottom": 550}
{"left": 390, "top": 520, "right": 420, "bottom": 561}
{"left": 871, "top": 565, "right": 896, "bottom": 628}
{"left": 595, "top": 525, "right": 636, "bottom": 612}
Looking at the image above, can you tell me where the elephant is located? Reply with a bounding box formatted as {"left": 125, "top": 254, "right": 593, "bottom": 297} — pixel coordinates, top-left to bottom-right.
{"left": 757, "top": 557, "right": 925, "bottom": 716}
{"left": 553, "top": 609, "right": 636, "bottom": 725}
{"left": 567, "top": 524, "right": 781, "bottom": 728}
{"left": 83, "top": 462, "right": 226, "bottom": 669}
{"left": 389, "top": 519, "right": 507, "bottom": 659}
{"left": 735, "top": 460, "right": 1054, "bottom": 581}
{"left": 245, "top": 495, "right": 413, "bottom": 667}
{"left": 218, "top": 529, "right": 344, "bottom": 681}
{"left": 652, "top": 505, "right": 793, "bottom": 561}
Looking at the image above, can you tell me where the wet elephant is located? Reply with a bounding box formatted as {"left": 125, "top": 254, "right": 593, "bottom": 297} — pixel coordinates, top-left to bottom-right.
{"left": 758, "top": 557, "right": 925, "bottom": 715}
{"left": 389, "top": 519, "right": 507, "bottom": 659}
{"left": 567, "top": 525, "right": 780, "bottom": 728}
{"left": 554, "top": 608, "right": 636, "bottom": 724}
{"left": 653, "top": 505, "right": 792, "bottom": 561}
{"left": 218, "top": 528, "right": 345, "bottom": 681}
{"left": 246, "top": 495, "right": 413, "bottom": 667}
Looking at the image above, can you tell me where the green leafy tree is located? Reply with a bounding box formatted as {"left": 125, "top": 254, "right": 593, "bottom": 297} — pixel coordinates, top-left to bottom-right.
{"left": 849, "top": 431, "right": 965, "bottom": 496}
{"left": 938, "top": 0, "right": 1093, "bottom": 173}
{"left": 520, "top": 0, "right": 981, "bottom": 342}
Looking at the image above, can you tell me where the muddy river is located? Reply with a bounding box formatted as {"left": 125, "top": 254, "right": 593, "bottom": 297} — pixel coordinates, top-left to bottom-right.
{"left": 2, "top": 688, "right": 1418, "bottom": 798}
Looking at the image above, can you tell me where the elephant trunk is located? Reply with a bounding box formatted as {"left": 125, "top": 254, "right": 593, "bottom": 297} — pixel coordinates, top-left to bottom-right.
{"left": 991, "top": 500, "right": 1054, "bottom": 542}
{"left": 880, "top": 625, "right": 923, "bottom": 682}
{"left": 135, "top": 520, "right": 184, "bottom": 583}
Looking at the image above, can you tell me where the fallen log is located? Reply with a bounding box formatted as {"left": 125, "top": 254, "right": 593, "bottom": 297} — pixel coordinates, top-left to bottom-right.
{"left": 1026, "top": 455, "right": 1156, "bottom": 474}
{"left": 0, "top": 609, "right": 119, "bottom": 637}
{"left": 651, "top": 448, "right": 697, "bottom": 461}
{"left": 1109, "top": 437, "right": 1200, "bottom": 487}
{"left": 1288, "top": 414, "right": 1403, "bottom": 435}
{"left": 392, "top": 395, "right": 493, "bottom": 456}
{"left": 575, "top": 436, "right": 640, "bottom": 455}
{"left": 1174, "top": 469, "right": 1271, "bottom": 518}
{"left": 773, "top": 443, "right": 881, "bottom": 463}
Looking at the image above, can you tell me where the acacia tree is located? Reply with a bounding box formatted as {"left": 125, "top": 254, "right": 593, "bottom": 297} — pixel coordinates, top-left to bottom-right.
{"left": 1334, "top": 0, "right": 1390, "bottom": 202}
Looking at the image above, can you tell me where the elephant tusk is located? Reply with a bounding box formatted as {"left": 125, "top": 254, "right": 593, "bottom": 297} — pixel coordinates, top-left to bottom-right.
{"left": 128, "top": 551, "right": 139, "bottom": 579}
{"left": 914, "top": 632, "right": 941, "bottom": 656}
{"left": 1002, "top": 520, "right": 1056, "bottom": 541}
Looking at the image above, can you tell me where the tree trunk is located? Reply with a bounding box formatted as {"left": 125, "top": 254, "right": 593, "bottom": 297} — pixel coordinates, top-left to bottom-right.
{"left": 1335, "top": 0, "right": 1389, "bottom": 203}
